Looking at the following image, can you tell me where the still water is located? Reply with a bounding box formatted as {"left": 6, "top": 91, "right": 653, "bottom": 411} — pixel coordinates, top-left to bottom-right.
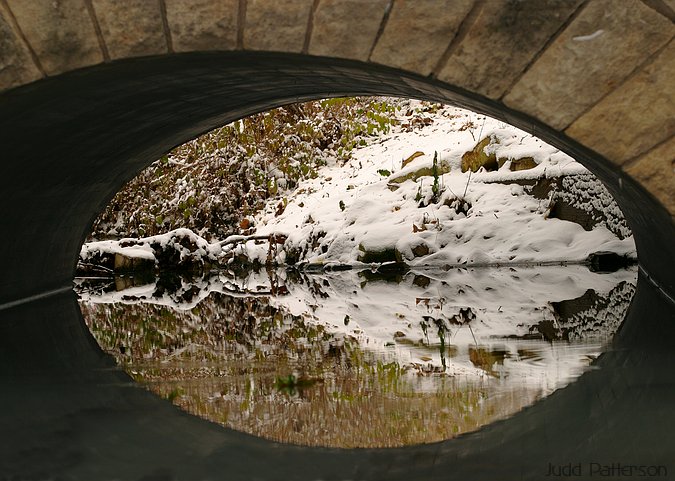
{"left": 77, "top": 265, "right": 636, "bottom": 448}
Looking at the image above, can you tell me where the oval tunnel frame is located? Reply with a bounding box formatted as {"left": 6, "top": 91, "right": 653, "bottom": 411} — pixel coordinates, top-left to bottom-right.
{"left": 0, "top": 52, "right": 674, "bottom": 480}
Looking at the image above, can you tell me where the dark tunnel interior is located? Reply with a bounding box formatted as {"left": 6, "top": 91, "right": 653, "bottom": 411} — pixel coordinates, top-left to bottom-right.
{"left": 0, "top": 52, "right": 673, "bottom": 480}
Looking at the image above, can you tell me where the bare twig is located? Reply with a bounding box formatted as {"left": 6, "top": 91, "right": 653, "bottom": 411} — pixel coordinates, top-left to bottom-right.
{"left": 462, "top": 170, "right": 472, "bottom": 200}
{"left": 218, "top": 233, "right": 286, "bottom": 247}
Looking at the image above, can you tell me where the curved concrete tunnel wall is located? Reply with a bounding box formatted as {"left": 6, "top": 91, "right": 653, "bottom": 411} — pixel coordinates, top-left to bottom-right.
{"left": 0, "top": 1, "right": 674, "bottom": 480}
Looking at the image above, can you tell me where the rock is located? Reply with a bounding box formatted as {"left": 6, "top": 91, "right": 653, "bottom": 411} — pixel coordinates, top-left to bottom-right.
{"left": 8, "top": 0, "right": 103, "bottom": 75}
{"left": 370, "top": 0, "right": 473, "bottom": 75}
{"left": 498, "top": 156, "right": 538, "bottom": 171}
{"left": 0, "top": 2, "right": 42, "bottom": 89}
{"left": 469, "top": 347, "right": 508, "bottom": 376}
{"left": 436, "top": 0, "right": 584, "bottom": 99}
{"left": 388, "top": 159, "right": 451, "bottom": 184}
{"left": 461, "top": 135, "right": 499, "bottom": 172}
{"left": 92, "top": 0, "right": 166, "bottom": 59}
{"left": 113, "top": 253, "right": 155, "bottom": 273}
{"left": 112, "top": 273, "right": 154, "bottom": 291}
{"left": 357, "top": 243, "right": 400, "bottom": 263}
{"left": 547, "top": 201, "right": 595, "bottom": 231}
{"left": 358, "top": 267, "right": 406, "bottom": 285}
{"left": 510, "top": 156, "right": 538, "bottom": 171}
{"left": 401, "top": 150, "right": 425, "bottom": 168}
{"left": 244, "top": 0, "right": 311, "bottom": 52}
{"left": 503, "top": 0, "right": 672, "bottom": 130}
{"left": 587, "top": 251, "right": 634, "bottom": 273}
{"left": 482, "top": 173, "right": 631, "bottom": 239}
{"left": 164, "top": 0, "right": 238, "bottom": 52}
{"left": 326, "top": 264, "right": 352, "bottom": 272}
{"left": 529, "top": 319, "right": 565, "bottom": 342}
{"left": 309, "top": 0, "right": 388, "bottom": 61}
{"left": 114, "top": 276, "right": 133, "bottom": 292}
{"left": 411, "top": 243, "right": 430, "bottom": 258}
{"left": 412, "top": 274, "right": 430, "bottom": 288}
{"left": 624, "top": 137, "right": 675, "bottom": 215}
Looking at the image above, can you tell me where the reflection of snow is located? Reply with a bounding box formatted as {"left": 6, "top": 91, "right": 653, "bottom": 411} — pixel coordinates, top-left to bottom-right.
{"left": 264, "top": 266, "right": 636, "bottom": 393}
{"left": 77, "top": 264, "right": 637, "bottom": 395}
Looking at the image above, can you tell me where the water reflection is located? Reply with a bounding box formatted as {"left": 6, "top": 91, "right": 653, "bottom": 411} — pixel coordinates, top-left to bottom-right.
{"left": 77, "top": 265, "right": 636, "bottom": 447}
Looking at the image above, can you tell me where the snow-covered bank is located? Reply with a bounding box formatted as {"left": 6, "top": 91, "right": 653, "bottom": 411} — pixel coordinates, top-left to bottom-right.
{"left": 238, "top": 102, "right": 635, "bottom": 268}
{"left": 80, "top": 102, "right": 635, "bottom": 276}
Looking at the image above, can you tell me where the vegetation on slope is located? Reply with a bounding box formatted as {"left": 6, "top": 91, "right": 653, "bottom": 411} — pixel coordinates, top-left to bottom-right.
{"left": 90, "top": 97, "right": 398, "bottom": 241}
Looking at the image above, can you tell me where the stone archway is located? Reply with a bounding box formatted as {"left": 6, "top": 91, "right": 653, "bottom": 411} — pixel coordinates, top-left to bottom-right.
{"left": 0, "top": 2, "right": 673, "bottom": 480}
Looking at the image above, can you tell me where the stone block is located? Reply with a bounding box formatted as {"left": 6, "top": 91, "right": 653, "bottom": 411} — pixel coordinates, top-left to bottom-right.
{"left": 357, "top": 243, "right": 399, "bottom": 263}
{"left": 566, "top": 40, "right": 674, "bottom": 164}
{"left": 165, "top": 0, "right": 238, "bottom": 52}
{"left": 244, "top": 0, "right": 312, "bottom": 52}
{"left": 309, "top": 0, "right": 388, "bottom": 61}
{"left": 503, "top": 0, "right": 673, "bottom": 130}
{"left": 6, "top": 0, "right": 104, "bottom": 75}
{"left": 92, "top": 0, "right": 166, "bottom": 59}
{"left": 437, "top": 0, "right": 583, "bottom": 99}
{"left": 661, "top": 0, "right": 675, "bottom": 15}
{"left": 507, "top": 157, "right": 537, "bottom": 172}
{"left": 624, "top": 137, "right": 675, "bottom": 215}
{"left": 370, "top": 0, "right": 474, "bottom": 76}
{"left": 0, "top": 4, "right": 41, "bottom": 91}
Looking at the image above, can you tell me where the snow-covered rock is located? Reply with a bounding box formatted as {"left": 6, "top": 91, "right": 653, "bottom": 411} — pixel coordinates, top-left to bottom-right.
{"left": 79, "top": 228, "right": 222, "bottom": 274}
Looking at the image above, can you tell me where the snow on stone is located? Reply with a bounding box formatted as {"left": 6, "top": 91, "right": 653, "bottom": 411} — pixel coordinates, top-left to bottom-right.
{"left": 80, "top": 240, "right": 156, "bottom": 261}
{"left": 80, "top": 228, "right": 222, "bottom": 267}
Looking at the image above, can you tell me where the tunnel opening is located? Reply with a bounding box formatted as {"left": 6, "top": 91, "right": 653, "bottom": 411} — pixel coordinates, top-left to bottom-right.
{"left": 73, "top": 92, "right": 639, "bottom": 448}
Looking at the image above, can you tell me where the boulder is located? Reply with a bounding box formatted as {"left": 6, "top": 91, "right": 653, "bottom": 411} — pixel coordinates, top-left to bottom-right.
{"left": 461, "top": 135, "right": 499, "bottom": 172}
{"left": 357, "top": 243, "right": 401, "bottom": 263}
{"left": 498, "top": 156, "right": 538, "bottom": 171}
{"left": 388, "top": 157, "right": 451, "bottom": 184}
{"left": 113, "top": 253, "right": 155, "bottom": 273}
{"left": 411, "top": 242, "right": 430, "bottom": 258}
{"left": 401, "top": 150, "right": 425, "bottom": 168}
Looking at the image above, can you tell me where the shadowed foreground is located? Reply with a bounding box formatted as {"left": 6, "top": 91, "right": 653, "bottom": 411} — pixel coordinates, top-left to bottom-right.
{"left": 1, "top": 276, "right": 673, "bottom": 480}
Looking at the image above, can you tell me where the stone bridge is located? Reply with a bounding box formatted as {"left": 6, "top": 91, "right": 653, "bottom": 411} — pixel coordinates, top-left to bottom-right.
{"left": 0, "top": 1, "right": 673, "bottom": 480}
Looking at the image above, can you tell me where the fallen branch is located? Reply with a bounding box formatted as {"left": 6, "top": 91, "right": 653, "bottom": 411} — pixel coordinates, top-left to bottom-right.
{"left": 218, "top": 233, "right": 288, "bottom": 247}
{"left": 76, "top": 262, "right": 114, "bottom": 274}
